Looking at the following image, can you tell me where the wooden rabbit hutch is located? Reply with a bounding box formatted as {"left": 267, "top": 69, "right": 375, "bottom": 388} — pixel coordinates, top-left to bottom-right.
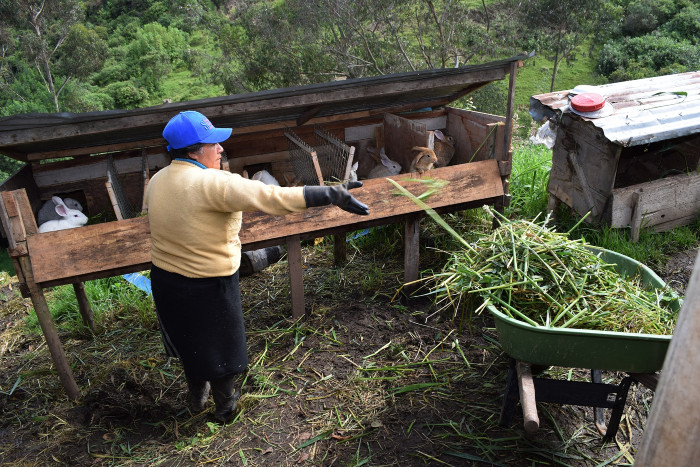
{"left": 0, "top": 54, "right": 526, "bottom": 399}
{"left": 530, "top": 71, "right": 700, "bottom": 241}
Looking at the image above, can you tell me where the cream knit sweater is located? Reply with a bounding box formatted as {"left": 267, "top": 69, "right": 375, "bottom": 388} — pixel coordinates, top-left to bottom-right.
{"left": 145, "top": 160, "right": 307, "bottom": 278}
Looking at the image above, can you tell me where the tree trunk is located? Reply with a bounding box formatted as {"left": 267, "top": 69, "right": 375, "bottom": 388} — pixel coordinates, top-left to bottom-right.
{"left": 549, "top": 48, "right": 560, "bottom": 92}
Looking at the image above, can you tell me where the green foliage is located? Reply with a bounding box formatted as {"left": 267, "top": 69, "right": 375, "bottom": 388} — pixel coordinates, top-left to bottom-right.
{"left": 60, "top": 81, "right": 114, "bottom": 112}
{"left": 0, "top": 154, "right": 25, "bottom": 183}
{"left": 58, "top": 25, "right": 108, "bottom": 79}
{"left": 506, "top": 142, "right": 552, "bottom": 219}
{"left": 597, "top": 34, "right": 700, "bottom": 81}
{"left": 598, "top": 0, "right": 700, "bottom": 81}
{"left": 105, "top": 80, "right": 150, "bottom": 109}
{"left": 126, "top": 22, "right": 188, "bottom": 93}
{"left": 25, "top": 275, "right": 155, "bottom": 335}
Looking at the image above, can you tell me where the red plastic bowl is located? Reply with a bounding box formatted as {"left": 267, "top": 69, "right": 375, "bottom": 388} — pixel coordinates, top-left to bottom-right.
{"left": 571, "top": 93, "right": 606, "bottom": 113}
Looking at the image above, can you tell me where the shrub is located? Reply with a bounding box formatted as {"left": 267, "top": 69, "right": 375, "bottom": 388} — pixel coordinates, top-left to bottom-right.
{"left": 105, "top": 81, "right": 149, "bottom": 109}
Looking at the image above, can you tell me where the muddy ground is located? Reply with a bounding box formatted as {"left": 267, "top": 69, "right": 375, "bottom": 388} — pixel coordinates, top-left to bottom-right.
{"left": 0, "top": 241, "right": 697, "bottom": 466}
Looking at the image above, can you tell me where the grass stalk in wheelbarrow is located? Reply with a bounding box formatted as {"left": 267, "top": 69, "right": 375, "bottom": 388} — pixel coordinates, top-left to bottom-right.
{"left": 387, "top": 178, "right": 679, "bottom": 335}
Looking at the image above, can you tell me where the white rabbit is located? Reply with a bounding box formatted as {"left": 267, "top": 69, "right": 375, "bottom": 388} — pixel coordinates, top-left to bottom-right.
{"left": 367, "top": 148, "right": 402, "bottom": 178}
{"left": 349, "top": 161, "right": 359, "bottom": 182}
{"left": 37, "top": 196, "right": 83, "bottom": 225}
{"left": 251, "top": 169, "right": 280, "bottom": 186}
{"left": 38, "top": 196, "right": 88, "bottom": 233}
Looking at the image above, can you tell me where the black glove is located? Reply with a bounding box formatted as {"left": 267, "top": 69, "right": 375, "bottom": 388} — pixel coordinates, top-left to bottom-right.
{"left": 303, "top": 181, "right": 370, "bottom": 215}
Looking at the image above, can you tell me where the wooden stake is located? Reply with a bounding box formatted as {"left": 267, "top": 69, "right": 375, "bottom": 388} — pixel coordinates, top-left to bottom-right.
{"left": 19, "top": 255, "right": 81, "bottom": 400}
{"left": 286, "top": 235, "right": 305, "bottom": 318}
{"left": 73, "top": 282, "right": 96, "bottom": 332}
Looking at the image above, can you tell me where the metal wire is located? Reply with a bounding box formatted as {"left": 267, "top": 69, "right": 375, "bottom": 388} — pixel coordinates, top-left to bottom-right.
{"left": 285, "top": 129, "right": 324, "bottom": 186}
{"left": 313, "top": 126, "right": 354, "bottom": 184}
{"left": 107, "top": 154, "right": 137, "bottom": 219}
{"left": 285, "top": 127, "right": 355, "bottom": 186}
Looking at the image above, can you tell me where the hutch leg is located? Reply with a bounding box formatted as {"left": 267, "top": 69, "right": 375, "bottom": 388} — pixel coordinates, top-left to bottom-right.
{"left": 286, "top": 235, "right": 305, "bottom": 318}
{"left": 19, "top": 257, "right": 81, "bottom": 400}
{"left": 404, "top": 215, "right": 420, "bottom": 291}
{"left": 72, "top": 282, "right": 96, "bottom": 332}
{"left": 333, "top": 233, "right": 347, "bottom": 265}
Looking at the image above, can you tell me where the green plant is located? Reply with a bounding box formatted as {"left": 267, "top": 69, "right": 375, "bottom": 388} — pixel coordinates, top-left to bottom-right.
{"left": 25, "top": 275, "right": 155, "bottom": 334}
{"left": 506, "top": 142, "right": 552, "bottom": 219}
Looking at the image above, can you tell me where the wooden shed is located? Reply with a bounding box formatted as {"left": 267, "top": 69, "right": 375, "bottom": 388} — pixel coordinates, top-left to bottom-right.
{"left": 0, "top": 54, "right": 527, "bottom": 399}
{"left": 530, "top": 71, "right": 700, "bottom": 241}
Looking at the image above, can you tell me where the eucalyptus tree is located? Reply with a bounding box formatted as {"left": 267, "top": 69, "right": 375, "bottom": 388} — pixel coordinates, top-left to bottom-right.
{"left": 0, "top": 0, "right": 107, "bottom": 112}
{"left": 212, "top": 0, "right": 493, "bottom": 93}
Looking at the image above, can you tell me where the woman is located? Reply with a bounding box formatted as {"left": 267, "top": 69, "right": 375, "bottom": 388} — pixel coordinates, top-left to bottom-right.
{"left": 145, "top": 111, "right": 368, "bottom": 422}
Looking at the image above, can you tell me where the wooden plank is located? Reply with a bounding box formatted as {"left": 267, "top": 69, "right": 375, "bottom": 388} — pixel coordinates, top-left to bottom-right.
{"left": 27, "top": 216, "right": 152, "bottom": 285}
{"left": 286, "top": 235, "right": 305, "bottom": 317}
{"left": 344, "top": 115, "right": 447, "bottom": 142}
{"left": 18, "top": 255, "right": 81, "bottom": 400}
{"left": 547, "top": 118, "right": 618, "bottom": 222}
{"left": 610, "top": 172, "right": 700, "bottom": 231}
{"left": 26, "top": 138, "right": 166, "bottom": 161}
{"left": 32, "top": 153, "right": 169, "bottom": 188}
{"left": 24, "top": 160, "right": 503, "bottom": 285}
{"left": 404, "top": 215, "right": 420, "bottom": 291}
{"left": 636, "top": 250, "right": 700, "bottom": 466}
{"left": 241, "top": 160, "right": 503, "bottom": 245}
{"left": 502, "top": 60, "right": 519, "bottom": 162}
{"left": 447, "top": 108, "right": 505, "bottom": 165}
{"left": 383, "top": 114, "right": 430, "bottom": 172}
{"left": 73, "top": 282, "right": 96, "bottom": 332}
{"left": 568, "top": 151, "right": 599, "bottom": 217}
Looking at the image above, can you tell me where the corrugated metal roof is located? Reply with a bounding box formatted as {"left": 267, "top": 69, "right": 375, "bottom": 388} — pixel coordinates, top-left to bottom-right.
{"left": 0, "top": 54, "right": 529, "bottom": 161}
{"left": 529, "top": 71, "right": 700, "bottom": 147}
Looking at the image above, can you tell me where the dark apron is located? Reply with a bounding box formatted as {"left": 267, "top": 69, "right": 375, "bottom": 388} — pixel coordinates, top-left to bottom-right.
{"left": 151, "top": 265, "right": 248, "bottom": 382}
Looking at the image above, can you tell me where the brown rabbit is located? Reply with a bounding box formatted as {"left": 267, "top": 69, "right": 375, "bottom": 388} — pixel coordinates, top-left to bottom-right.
{"left": 409, "top": 147, "right": 438, "bottom": 174}
{"left": 433, "top": 129, "right": 455, "bottom": 167}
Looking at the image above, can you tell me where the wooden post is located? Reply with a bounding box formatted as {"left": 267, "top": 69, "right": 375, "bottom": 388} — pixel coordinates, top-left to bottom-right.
{"left": 333, "top": 233, "right": 347, "bottom": 266}
{"left": 404, "top": 215, "right": 420, "bottom": 292}
{"left": 286, "top": 235, "right": 305, "bottom": 318}
{"left": 635, "top": 250, "right": 700, "bottom": 465}
{"left": 19, "top": 255, "right": 81, "bottom": 400}
{"left": 72, "top": 282, "right": 96, "bottom": 332}
{"left": 0, "top": 189, "right": 81, "bottom": 400}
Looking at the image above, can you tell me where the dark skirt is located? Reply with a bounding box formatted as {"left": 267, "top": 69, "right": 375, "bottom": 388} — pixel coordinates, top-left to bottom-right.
{"left": 151, "top": 265, "right": 248, "bottom": 382}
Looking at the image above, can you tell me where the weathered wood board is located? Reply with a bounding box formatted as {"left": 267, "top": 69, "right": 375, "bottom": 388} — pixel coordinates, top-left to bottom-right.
{"left": 382, "top": 113, "right": 432, "bottom": 171}
{"left": 610, "top": 171, "right": 700, "bottom": 233}
{"left": 25, "top": 160, "right": 503, "bottom": 286}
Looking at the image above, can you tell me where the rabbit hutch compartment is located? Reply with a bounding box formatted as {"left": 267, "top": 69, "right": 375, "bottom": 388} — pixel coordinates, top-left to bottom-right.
{"left": 0, "top": 54, "right": 526, "bottom": 399}
{"left": 530, "top": 71, "right": 700, "bottom": 242}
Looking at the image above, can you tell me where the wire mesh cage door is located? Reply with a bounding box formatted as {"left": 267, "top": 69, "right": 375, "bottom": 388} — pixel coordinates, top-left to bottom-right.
{"left": 313, "top": 126, "right": 355, "bottom": 184}
{"left": 105, "top": 150, "right": 148, "bottom": 220}
{"left": 285, "top": 129, "right": 325, "bottom": 186}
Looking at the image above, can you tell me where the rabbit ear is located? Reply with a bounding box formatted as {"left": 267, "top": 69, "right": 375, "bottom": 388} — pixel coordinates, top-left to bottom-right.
{"left": 434, "top": 129, "right": 445, "bottom": 141}
{"left": 55, "top": 203, "right": 68, "bottom": 217}
{"left": 52, "top": 196, "right": 65, "bottom": 206}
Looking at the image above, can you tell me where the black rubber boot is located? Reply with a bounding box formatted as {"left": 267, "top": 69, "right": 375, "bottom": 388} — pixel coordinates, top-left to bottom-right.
{"left": 187, "top": 380, "right": 211, "bottom": 413}
{"left": 211, "top": 374, "right": 241, "bottom": 423}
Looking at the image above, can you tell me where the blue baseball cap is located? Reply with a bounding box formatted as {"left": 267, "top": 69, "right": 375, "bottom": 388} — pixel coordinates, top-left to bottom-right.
{"left": 162, "top": 111, "right": 232, "bottom": 151}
